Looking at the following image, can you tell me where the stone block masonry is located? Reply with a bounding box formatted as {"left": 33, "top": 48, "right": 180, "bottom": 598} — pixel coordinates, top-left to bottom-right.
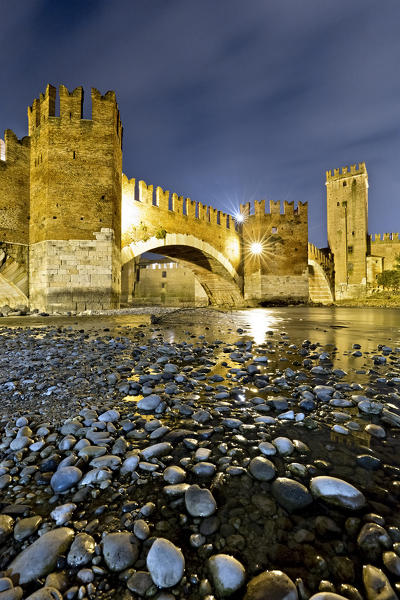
{"left": 29, "top": 229, "right": 120, "bottom": 312}
{"left": 240, "top": 200, "right": 309, "bottom": 303}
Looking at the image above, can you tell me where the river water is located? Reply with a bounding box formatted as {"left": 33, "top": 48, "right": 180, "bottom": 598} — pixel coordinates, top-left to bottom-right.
{"left": 1, "top": 306, "right": 400, "bottom": 597}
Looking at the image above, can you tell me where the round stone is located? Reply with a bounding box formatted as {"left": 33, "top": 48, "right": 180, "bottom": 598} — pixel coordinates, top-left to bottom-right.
{"left": 141, "top": 442, "right": 172, "bottom": 460}
{"left": 163, "top": 466, "right": 186, "bottom": 484}
{"left": 50, "top": 503, "right": 77, "bottom": 526}
{"left": 310, "top": 476, "right": 366, "bottom": 510}
{"left": 103, "top": 532, "right": 138, "bottom": 572}
{"left": 50, "top": 466, "right": 82, "bottom": 493}
{"left": 0, "top": 515, "right": 14, "bottom": 543}
{"left": 208, "top": 554, "right": 246, "bottom": 597}
{"left": 244, "top": 570, "right": 298, "bottom": 600}
{"left": 137, "top": 394, "right": 162, "bottom": 411}
{"left": 272, "top": 478, "right": 313, "bottom": 513}
{"left": 248, "top": 456, "right": 276, "bottom": 481}
{"left": 383, "top": 551, "right": 400, "bottom": 575}
{"left": 147, "top": 538, "right": 185, "bottom": 588}
{"left": 8, "top": 527, "right": 74, "bottom": 584}
{"left": 98, "top": 409, "right": 120, "bottom": 422}
{"left": 258, "top": 441, "right": 276, "bottom": 456}
{"left": 273, "top": 437, "right": 295, "bottom": 456}
{"left": 185, "top": 484, "right": 217, "bottom": 517}
{"left": 363, "top": 565, "right": 397, "bottom": 600}
{"left": 14, "top": 516, "right": 43, "bottom": 541}
{"left": 67, "top": 532, "right": 96, "bottom": 567}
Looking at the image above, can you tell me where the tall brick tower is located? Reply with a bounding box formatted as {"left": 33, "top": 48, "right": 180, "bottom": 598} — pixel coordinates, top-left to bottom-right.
{"left": 240, "top": 199, "right": 308, "bottom": 303}
{"left": 326, "top": 163, "right": 368, "bottom": 300}
{"left": 27, "top": 84, "right": 122, "bottom": 311}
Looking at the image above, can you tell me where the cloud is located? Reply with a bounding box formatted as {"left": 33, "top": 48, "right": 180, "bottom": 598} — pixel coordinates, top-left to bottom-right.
{"left": 1, "top": 0, "right": 400, "bottom": 246}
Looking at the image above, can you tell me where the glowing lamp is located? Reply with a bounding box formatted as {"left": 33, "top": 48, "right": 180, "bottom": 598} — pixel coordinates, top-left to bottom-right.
{"left": 250, "top": 242, "right": 263, "bottom": 255}
{"left": 235, "top": 212, "right": 244, "bottom": 223}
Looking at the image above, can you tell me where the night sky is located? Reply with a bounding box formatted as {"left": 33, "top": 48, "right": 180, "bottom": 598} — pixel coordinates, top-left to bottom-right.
{"left": 1, "top": 0, "right": 400, "bottom": 247}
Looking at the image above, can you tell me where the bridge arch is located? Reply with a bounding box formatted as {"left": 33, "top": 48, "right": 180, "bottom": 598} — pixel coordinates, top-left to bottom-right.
{"left": 308, "top": 258, "right": 334, "bottom": 304}
{"left": 0, "top": 250, "right": 29, "bottom": 308}
{"left": 121, "top": 233, "right": 244, "bottom": 306}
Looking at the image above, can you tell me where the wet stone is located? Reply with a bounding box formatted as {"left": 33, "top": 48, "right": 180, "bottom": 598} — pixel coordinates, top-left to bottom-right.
{"left": 244, "top": 570, "right": 298, "bottom": 600}
{"left": 272, "top": 477, "right": 313, "bottom": 513}
{"left": 185, "top": 484, "right": 217, "bottom": 517}
{"left": 102, "top": 531, "right": 139, "bottom": 572}
{"left": 208, "top": 554, "right": 246, "bottom": 597}
{"left": 146, "top": 538, "right": 185, "bottom": 588}
{"left": 8, "top": 527, "right": 74, "bottom": 584}
{"left": 248, "top": 456, "right": 276, "bottom": 481}
{"left": 50, "top": 466, "right": 82, "bottom": 493}
{"left": 310, "top": 476, "right": 366, "bottom": 510}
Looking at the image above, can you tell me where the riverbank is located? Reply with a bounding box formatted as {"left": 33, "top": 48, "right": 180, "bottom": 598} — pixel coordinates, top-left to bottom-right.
{"left": 0, "top": 308, "right": 399, "bottom": 599}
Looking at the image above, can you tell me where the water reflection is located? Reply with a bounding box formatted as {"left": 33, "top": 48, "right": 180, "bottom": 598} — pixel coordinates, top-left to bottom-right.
{"left": 240, "top": 308, "right": 282, "bottom": 345}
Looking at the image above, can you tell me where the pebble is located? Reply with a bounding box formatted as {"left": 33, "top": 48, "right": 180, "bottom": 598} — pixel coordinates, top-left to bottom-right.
{"left": 362, "top": 564, "right": 398, "bottom": 600}
{"left": 102, "top": 532, "right": 139, "bottom": 571}
{"left": 146, "top": 538, "right": 185, "bottom": 588}
{"left": 137, "top": 394, "right": 162, "bottom": 410}
{"left": 272, "top": 478, "right": 313, "bottom": 513}
{"left": 50, "top": 467, "right": 82, "bottom": 493}
{"left": 310, "top": 476, "right": 366, "bottom": 510}
{"left": 0, "top": 515, "right": 14, "bottom": 543}
{"left": 248, "top": 456, "right": 276, "bottom": 481}
{"left": 8, "top": 527, "right": 74, "bottom": 584}
{"left": 67, "top": 533, "right": 95, "bottom": 567}
{"left": 208, "top": 554, "right": 246, "bottom": 597}
{"left": 185, "top": 485, "right": 217, "bottom": 517}
{"left": 13, "top": 516, "right": 42, "bottom": 541}
{"left": 244, "top": 570, "right": 298, "bottom": 600}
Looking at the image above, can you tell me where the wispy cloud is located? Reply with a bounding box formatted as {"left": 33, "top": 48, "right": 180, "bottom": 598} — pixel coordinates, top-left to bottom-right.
{"left": 1, "top": 0, "right": 399, "bottom": 245}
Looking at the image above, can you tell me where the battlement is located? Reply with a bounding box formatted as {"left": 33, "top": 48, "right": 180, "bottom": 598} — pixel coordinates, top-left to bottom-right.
{"left": 326, "top": 162, "right": 367, "bottom": 182}
{"left": 239, "top": 199, "right": 307, "bottom": 218}
{"left": 28, "top": 84, "right": 122, "bottom": 142}
{"left": 0, "top": 130, "right": 30, "bottom": 166}
{"left": 308, "top": 243, "right": 334, "bottom": 268}
{"left": 122, "top": 174, "right": 234, "bottom": 229}
{"left": 370, "top": 233, "right": 400, "bottom": 242}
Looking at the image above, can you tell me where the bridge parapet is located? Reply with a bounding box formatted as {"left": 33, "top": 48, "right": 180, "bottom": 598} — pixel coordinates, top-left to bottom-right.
{"left": 308, "top": 243, "right": 334, "bottom": 271}
{"left": 122, "top": 174, "right": 241, "bottom": 273}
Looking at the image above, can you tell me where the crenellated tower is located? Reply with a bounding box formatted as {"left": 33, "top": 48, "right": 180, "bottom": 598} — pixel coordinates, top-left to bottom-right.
{"left": 326, "top": 163, "right": 368, "bottom": 299}
{"left": 240, "top": 199, "right": 308, "bottom": 303}
{"left": 28, "top": 84, "right": 123, "bottom": 311}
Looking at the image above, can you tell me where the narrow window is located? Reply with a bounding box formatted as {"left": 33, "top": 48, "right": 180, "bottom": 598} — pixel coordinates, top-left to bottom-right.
{"left": 162, "top": 271, "right": 167, "bottom": 278}
{"left": 347, "top": 245, "right": 353, "bottom": 254}
{"left": 337, "top": 202, "right": 340, "bottom": 206}
{"left": 343, "top": 181, "right": 347, "bottom": 187}
{"left": 161, "top": 283, "right": 165, "bottom": 289}
{"left": 73, "top": 151, "right": 76, "bottom": 159}
{"left": 0, "top": 139, "right": 6, "bottom": 161}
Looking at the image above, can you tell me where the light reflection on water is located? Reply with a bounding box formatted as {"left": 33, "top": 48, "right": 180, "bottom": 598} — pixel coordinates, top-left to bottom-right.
{"left": 240, "top": 308, "right": 283, "bottom": 345}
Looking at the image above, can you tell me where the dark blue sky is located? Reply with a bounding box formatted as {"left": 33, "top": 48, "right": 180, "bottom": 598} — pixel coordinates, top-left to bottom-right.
{"left": 1, "top": 0, "right": 400, "bottom": 247}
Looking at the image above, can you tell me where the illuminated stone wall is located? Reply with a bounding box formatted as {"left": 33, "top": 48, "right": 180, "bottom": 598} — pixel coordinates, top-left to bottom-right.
{"left": 26, "top": 85, "right": 122, "bottom": 311}
{"left": 240, "top": 200, "right": 309, "bottom": 303}
{"left": 326, "top": 163, "right": 369, "bottom": 299}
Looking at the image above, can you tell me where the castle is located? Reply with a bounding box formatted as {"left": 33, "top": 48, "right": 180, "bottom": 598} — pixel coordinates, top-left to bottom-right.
{"left": 0, "top": 84, "right": 395, "bottom": 311}
{"left": 323, "top": 162, "right": 400, "bottom": 301}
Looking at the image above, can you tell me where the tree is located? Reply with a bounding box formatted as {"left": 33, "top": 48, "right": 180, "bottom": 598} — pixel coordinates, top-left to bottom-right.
{"left": 377, "top": 270, "right": 400, "bottom": 291}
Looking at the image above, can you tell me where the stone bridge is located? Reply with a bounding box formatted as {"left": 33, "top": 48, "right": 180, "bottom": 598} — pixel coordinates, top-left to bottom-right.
{"left": 308, "top": 243, "right": 334, "bottom": 304}
{"left": 121, "top": 176, "right": 244, "bottom": 305}
{"left": 120, "top": 176, "right": 309, "bottom": 307}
